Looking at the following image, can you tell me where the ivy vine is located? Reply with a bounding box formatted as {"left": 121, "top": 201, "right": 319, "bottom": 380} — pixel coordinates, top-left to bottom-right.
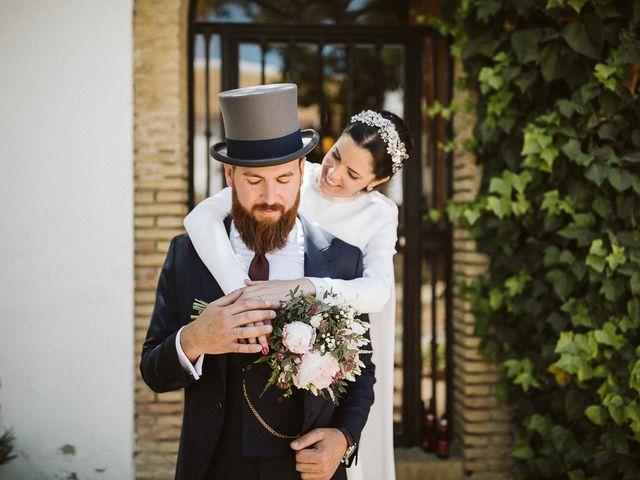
{"left": 425, "top": 0, "right": 640, "bottom": 478}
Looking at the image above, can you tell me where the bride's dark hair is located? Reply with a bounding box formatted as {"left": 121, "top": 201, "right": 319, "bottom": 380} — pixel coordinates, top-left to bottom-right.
{"left": 344, "top": 110, "right": 413, "bottom": 180}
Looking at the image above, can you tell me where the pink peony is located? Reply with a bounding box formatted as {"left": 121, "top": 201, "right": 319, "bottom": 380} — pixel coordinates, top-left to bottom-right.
{"left": 294, "top": 350, "right": 340, "bottom": 390}
{"left": 282, "top": 321, "right": 316, "bottom": 354}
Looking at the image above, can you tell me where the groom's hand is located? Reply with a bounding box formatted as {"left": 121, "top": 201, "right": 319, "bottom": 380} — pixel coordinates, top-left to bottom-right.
{"left": 180, "top": 289, "right": 277, "bottom": 361}
{"left": 290, "top": 428, "right": 348, "bottom": 480}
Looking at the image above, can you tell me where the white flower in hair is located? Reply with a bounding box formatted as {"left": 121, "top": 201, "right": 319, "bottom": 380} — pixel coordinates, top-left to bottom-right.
{"left": 350, "top": 110, "right": 409, "bottom": 174}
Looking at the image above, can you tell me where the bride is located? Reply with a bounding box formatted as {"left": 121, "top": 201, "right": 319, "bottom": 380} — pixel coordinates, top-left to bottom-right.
{"left": 184, "top": 109, "right": 412, "bottom": 480}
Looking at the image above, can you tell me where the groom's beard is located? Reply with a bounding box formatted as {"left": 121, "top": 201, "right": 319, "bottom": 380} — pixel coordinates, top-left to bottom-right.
{"left": 231, "top": 189, "right": 300, "bottom": 255}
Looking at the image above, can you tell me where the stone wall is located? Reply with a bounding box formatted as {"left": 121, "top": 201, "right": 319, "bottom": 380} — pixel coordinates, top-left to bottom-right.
{"left": 450, "top": 60, "right": 513, "bottom": 478}
{"left": 133, "top": 0, "right": 189, "bottom": 478}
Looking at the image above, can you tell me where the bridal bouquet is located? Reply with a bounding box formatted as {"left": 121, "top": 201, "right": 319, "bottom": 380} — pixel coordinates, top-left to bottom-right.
{"left": 191, "top": 288, "right": 370, "bottom": 405}
{"left": 257, "top": 287, "right": 370, "bottom": 404}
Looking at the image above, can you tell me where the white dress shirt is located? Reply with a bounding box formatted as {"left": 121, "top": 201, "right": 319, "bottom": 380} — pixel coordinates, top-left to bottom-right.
{"left": 175, "top": 218, "right": 305, "bottom": 380}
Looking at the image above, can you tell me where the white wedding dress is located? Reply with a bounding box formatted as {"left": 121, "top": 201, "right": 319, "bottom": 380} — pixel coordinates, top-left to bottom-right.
{"left": 184, "top": 162, "right": 397, "bottom": 480}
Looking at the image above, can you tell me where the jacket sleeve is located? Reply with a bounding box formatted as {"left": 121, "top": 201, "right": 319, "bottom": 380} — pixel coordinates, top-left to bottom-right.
{"left": 140, "top": 236, "right": 195, "bottom": 393}
{"left": 329, "top": 318, "right": 375, "bottom": 447}
{"left": 329, "top": 247, "right": 376, "bottom": 447}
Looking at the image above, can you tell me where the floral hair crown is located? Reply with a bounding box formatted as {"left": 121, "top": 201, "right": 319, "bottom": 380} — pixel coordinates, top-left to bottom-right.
{"left": 350, "top": 110, "right": 409, "bottom": 174}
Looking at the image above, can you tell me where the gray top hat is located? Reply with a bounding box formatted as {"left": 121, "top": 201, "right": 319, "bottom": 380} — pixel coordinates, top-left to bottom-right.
{"left": 210, "top": 83, "right": 320, "bottom": 167}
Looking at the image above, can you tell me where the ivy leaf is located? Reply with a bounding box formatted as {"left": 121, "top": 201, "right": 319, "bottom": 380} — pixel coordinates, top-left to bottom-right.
{"left": 594, "top": 322, "right": 626, "bottom": 349}
{"left": 489, "top": 176, "right": 512, "bottom": 196}
{"left": 587, "top": 255, "right": 607, "bottom": 274}
{"left": 489, "top": 287, "right": 503, "bottom": 310}
{"left": 605, "top": 244, "right": 626, "bottom": 270}
{"left": 526, "top": 414, "right": 552, "bottom": 436}
{"left": 594, "top": 63, "right": 620, "bottom": 91}
{"left": 598, "top": 122, "right": 619, "bottom": 141}
{"left": 592, "top": 195, "right": 613, "bottom": 218}
{"left": 630, "top": 298, "right": 640, "bottom": 326}
{"left": 514, "top": 69, "right": 538, "bottom": 93}
{"left": 558, "top": 224, "right": 596, "bottom": 247}
{"left": 608, "top": 168, "right": 632, "bottom": 192}
{"left": 557, "top": 99, "right": 577, "bottom": 118}
{"left": 586, "top": 239, "right": 607, "bottom": 273}
{"left": 585, "top": 405, "right": 607, "bottom": 426}
{"left": 505, "top": 270, "right": 531, "bottom": 297}
{"left": 475, "top": 0, "right": 502, "bottom": 22}
{"left": 600, "top": 277, "right": 626, "bottom": 302}
{"left": 605, "top": 395, "right": 626, "bottom": 425}
{"left": 580, "top": 81, "right": 600, "bottom": 103}
{"left": 487, "top": 195, "right": 510, "bottom": 218}
{"left": 544, "top": 245, "right": 560, "bottom": 266}
{"left": 463, "top": 207, "right": 481, "bottom": 226}
{"left": 631, "top": 272, "right": 640, "bottom": 296}
{"left": 559, "top": 250, "right": 575, "bottom": 264}
{"left": 546, "top": 269, "right": 574, "bottom": 300}
{"left": 513, "top": 437, "right": 535, "bottom": 459}
{"left": 505, "top": 357, "right": 541, "bottom": 391}
{"left": 630, "top": 359, "right": 640, "bottom": 394}
{"left": 511, "top": 28, "right": 543, "bottom": 64}
{"left": 567, "top": 0, "right": 589, "bottom": 11}
{"left": 540, "top": 145, "right": 559, "bottom": 170}
{"left": 623, "top": 152, "right": 640, "bottom": 164}
{"left": 584, "top": 163, "right": 610, "bottom": 187}
{"left": 571, "top": 306, "right": 593, "bottom": 328}
{"left": 568, "top": 470, "right": 586, "bottom": 480}
{"left": 541, "top": 43, "right": 568, "bottom": 82}
{"left": 561, "top": 22, "right": 600, "bottom": 60}
{"left": 512, "top": 170, "right": 533, "bottom": 193}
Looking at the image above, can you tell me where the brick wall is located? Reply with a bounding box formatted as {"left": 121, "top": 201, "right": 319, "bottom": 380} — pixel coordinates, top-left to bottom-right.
{"left": 133, "top": 1, "right": 189, "bottom": 478}
{"left": 450, "top": 60, "right": 514, "bottom": 478}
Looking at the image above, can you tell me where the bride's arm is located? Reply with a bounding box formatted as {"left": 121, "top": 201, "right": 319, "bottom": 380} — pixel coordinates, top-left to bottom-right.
{"left": 307, "top": 203, "right": 398, "bottom": 314}
{"left": 183, "top": 188, "right": 248, "bottom": 294}
{"left": 242, "top": 203, "right": 398, "bottom": 314}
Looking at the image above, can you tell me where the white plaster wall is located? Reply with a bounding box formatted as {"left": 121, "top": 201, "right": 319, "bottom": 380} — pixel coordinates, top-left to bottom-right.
{"left": 0, "top": 1, "right": 134, "bottom": 478}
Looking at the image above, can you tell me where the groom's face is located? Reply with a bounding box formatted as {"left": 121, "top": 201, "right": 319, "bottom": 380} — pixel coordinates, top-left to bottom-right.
{"left": 224, "top": 158, "right": 304, "bottom": 223}
{"left": 224, "top": 158, "right": 305, "bottom": 254}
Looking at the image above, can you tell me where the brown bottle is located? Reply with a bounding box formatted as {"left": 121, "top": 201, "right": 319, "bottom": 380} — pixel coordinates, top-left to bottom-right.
{"left": 436, "top": 417, "right": 449, "bottom": 458}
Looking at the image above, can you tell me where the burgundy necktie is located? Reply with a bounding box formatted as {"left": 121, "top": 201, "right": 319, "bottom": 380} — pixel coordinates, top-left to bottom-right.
{"left": 248, "top": 253, "right": 269, "bottom": 281}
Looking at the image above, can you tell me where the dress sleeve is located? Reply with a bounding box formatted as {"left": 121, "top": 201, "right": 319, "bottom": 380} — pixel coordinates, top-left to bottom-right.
{"left": 307, "top": 201, "right": 398, "bottom": 314}
{"left": 183, "top": 188, "right": 248, "bottom": 293}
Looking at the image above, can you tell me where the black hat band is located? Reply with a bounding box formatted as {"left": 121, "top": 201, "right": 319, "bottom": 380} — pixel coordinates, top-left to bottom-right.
{"left": 226, "top": 130, "right": 303, "bottom": 160}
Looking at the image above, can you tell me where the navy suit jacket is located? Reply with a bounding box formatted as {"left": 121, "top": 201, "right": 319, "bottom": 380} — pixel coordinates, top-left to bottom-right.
{"left": 140, "top": 216, "right": 376, "bottom": 480}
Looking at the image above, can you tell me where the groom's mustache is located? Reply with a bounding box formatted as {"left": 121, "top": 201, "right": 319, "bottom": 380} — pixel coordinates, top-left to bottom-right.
{"left": 253, "top": 203, "right": 285, "bottom": 214}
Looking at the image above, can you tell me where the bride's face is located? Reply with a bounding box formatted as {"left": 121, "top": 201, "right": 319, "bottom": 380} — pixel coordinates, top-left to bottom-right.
{"left": 319, "top": 134, "right": 385, "bottom": 198}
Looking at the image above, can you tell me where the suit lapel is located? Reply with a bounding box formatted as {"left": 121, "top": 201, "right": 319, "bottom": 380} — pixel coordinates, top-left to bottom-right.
{"left": 300, "top": 215, "right": 332, "bottom": 278}
{"left": 298, "top": 216, "right": 337, "bottom": 431}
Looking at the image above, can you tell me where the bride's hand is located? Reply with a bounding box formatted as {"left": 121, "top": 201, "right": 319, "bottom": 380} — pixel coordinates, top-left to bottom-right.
{"left": 238, "top": 279, "right": 316, "bottom": 353}
{"left": 240, "top": 278, "right": 316, "bottom": 303}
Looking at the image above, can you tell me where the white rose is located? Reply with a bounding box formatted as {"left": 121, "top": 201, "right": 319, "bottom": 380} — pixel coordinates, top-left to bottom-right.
{"left": 282, "top": 321, "right": 316, "bottom": 354}
{"left": 323, "top": 292, "right": 344, "bottom": 307}
{"left": 309, "top": 314, "right": 322, "bottom": 329}
{"left": 349, "top": 320, "right": 366, "bottom": 336}
{"left": 293, "top": 350, "right": 340, "bottom": 391}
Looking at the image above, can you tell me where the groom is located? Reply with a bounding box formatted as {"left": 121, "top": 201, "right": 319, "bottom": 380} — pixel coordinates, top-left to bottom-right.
{"left": 140, "top": 84, "right": 375, "bottom": 480}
